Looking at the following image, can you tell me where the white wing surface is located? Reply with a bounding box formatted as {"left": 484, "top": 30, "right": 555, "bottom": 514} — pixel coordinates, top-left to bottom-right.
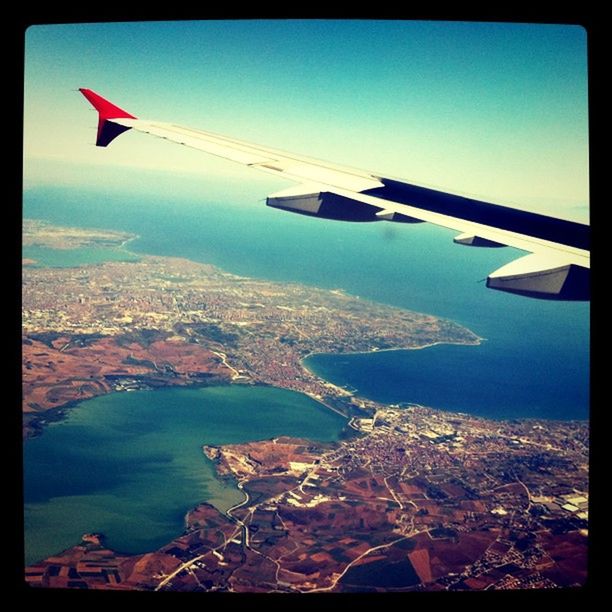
{"left": 80, "top": 88, "right": 590, "bottom": 300}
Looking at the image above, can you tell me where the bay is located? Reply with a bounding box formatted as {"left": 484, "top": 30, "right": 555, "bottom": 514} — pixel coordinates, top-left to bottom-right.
{"left": 23, "top": 385, "right": 346, "bottom": 566}
{"left": 305, "top": 342, "right": 588, "bottom": 420}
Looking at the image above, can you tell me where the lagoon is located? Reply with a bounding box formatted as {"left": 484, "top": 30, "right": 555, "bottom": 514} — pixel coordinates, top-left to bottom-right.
{"left": 23, "top": 245, "right": 139, "bottom": 268}
{"left": 23, "top": 385, "right": 346, "bottom": 566}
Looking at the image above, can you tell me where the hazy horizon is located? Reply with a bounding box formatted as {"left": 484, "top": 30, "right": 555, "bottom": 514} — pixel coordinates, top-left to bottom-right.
{"left": 24, "top": 20, "right": 589, "bottom": 222}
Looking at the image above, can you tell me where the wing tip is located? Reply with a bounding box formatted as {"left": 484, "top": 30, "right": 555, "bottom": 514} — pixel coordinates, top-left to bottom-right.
{"left": 79, "top": 88, "right": 136, "bottom": 147}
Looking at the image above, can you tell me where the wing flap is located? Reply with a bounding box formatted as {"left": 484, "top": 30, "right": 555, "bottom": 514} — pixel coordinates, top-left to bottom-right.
{"left": 267, "top": 184, "right": 387, "bottom": 222}
{"left": 453, "top": 233, "right": 505, "bottom": 247}
{"left": 486, "top": 254, "right": 590, "bottom": 300}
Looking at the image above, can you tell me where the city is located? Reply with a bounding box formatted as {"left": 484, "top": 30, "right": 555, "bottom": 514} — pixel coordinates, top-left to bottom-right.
{"left": 23, "top": 220, "right": 480, "bottom": 435}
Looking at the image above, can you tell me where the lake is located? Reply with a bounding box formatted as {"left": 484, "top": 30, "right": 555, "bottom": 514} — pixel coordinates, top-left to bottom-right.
{"left": 23, "top": 385, "right": 346, "bottom": 566}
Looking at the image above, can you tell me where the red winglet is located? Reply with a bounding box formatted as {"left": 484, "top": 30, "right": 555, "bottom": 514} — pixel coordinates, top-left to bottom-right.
{"left": 79, "top": 88, "right": 137, "bottom": 147}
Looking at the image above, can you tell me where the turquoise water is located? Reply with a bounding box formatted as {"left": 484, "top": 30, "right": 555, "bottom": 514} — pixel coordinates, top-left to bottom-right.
{"left": 23, "top": 245, "right": 139, "bottom": 267}
{"left": 24, "top": 385, "right": 346, "bottom": 566}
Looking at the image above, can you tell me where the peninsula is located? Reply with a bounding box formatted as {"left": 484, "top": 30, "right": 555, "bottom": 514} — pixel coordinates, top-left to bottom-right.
{"left": 22, "top": 220, "right": 480, "bottom": 436}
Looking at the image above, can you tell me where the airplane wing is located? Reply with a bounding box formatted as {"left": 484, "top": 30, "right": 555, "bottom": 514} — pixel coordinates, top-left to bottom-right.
{"left": 79, "top": 88, "right": 590, "bottom": 300}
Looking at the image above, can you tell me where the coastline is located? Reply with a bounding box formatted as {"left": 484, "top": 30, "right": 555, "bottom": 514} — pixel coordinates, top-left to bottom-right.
{"left": 23, "top": 218, "right": 585, "bottom": 430}
{"left": 23, "top": 336, "right": 482, "bottom": 441}
{"left": 23, "top": 383, "right": 350, "bottom": 566}
{"left": 300, "top": 336, "right": 484, "bottom": 363}
{"left": 22, "top": 377, "right": 231, "bottom": 440}
{"left": 120, "top": 235, "right": 139, "bottom": 249}
{"left": 23, "top": 224, "right": 487, "bottom": 439}
{"left": 25, "top": 398, "right": 589, "bottom": 581}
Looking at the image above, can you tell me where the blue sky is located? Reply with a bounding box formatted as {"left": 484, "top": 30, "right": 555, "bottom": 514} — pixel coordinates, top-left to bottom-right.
{"left": 23, "top": 20, "right": 589, "bottom": 220}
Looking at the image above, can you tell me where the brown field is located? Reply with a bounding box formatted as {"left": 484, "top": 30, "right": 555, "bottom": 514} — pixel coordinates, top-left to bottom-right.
{"left": 212, "top": 438, "right": 322, "bottom": 481}
{"left": 22, "top": 334, "right": 231, "bottom": 436}
{"left": 539, "top": 532, "right": 588, "bottom": 586}
{"left": 408, "top": 548, "right": 432, "bottom": 583}
{"left": 126, "top": 553, "right": 182, "bottom": 587}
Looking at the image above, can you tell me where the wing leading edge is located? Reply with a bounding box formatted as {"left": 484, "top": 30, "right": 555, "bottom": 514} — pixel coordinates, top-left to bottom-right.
{"left": 79, "top": 88, "right": 590, "bottom": 301}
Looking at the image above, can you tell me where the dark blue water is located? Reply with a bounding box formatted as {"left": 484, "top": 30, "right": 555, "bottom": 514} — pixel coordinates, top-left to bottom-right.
{"left": 23, "top": 184, "right": 589, "bottom": 420}
{"left": 305, "top": 343, "right": 587, "bottom": 420}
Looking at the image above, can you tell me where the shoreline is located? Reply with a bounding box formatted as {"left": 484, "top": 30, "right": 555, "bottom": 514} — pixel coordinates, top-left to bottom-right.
{"left": 300, "top": 336, "right": 484, "bottom": 364}
{"left": 120, "top": 235, "right": 139, "bottom": 249}
{"left": 25, "top": 392, "right": 587, "bottom": 568}
{"left": 22, "top": 376, "right": 232, "bottom": 440}
{"left": 23, "top": 376, "right": 587, "bottom": 567}
{"left": 23, "top": 376, "right": 355, "bottom": 441}
{"left": 25, "top": 366, "right": 586, "bottom": 448}
{"left": 108, "top": 227, "right": 485, "bottom": 355}
{"left": 23, "top": 231, "right": 488, "bottom": 438}
{"left": 23, "top": 220, "right": 584, "bottom": 437}
{"left": 23, "top": 335, "right": 483, "bottom": 441}
{"left": 299, "top": 336, "right": 486, "bottom": 398}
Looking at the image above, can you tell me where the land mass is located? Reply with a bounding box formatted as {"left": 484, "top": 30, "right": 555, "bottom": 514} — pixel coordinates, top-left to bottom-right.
{"left": 22, "top": 220, "right": 587, "bottom": 592}
{"left": 22, "top": 220, "right": 480, "bottom": 436}
{"left": 23, "top": 218, "right": 135, "bottom": 250}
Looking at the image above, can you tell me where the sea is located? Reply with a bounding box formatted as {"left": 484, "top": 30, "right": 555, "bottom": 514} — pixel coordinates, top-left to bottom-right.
{"left": 22, "top": 182, "right": 589, "bottom": 565}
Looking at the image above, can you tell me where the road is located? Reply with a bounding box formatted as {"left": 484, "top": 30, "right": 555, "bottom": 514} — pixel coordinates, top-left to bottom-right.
{"left": 212, "top": 350, "right": 243, "bottom": 380}
{"left": 154, "top": 553, "right": 208, "bottom": 591}
{"left": 155, "top": 484, "right": 250, "bottom": 591}
{"left": 226, "top": 481, "right": 251, "bottom": 548}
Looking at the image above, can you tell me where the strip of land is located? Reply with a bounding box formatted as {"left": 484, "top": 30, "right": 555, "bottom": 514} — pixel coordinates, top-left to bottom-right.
{"left": 22, "top": 220, "right": 480, "bottom": 436}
